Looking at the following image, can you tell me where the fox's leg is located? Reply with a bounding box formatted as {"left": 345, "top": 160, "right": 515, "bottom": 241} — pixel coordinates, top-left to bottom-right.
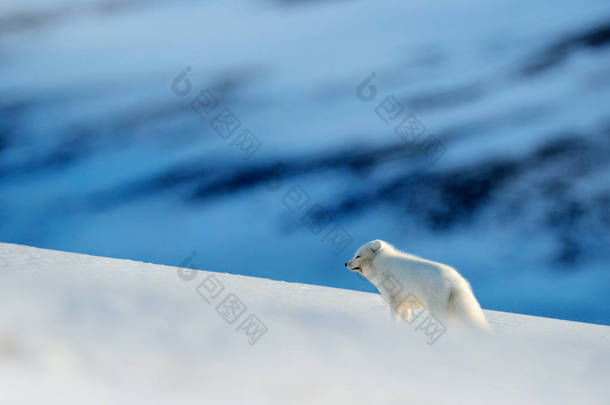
{"left": 390, "top": 301, "right": 413, "bottom": 323}
{"left": 390, "top": 298, "right": 411, "bottom": 323}
{"left": 399, "top": 306, "right": 412, "bottom": 322}
{"left": 389, "top": 301, "right": 401, "bottom": 322}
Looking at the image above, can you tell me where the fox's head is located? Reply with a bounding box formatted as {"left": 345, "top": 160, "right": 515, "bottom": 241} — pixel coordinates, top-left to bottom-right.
{"left": 344, "top": 239, "right": 384, "bottom": 279}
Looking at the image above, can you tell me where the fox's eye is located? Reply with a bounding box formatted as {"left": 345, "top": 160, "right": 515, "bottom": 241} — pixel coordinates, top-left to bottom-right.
{"left": 356, "top": 256, "right": 360, "bottom": 259}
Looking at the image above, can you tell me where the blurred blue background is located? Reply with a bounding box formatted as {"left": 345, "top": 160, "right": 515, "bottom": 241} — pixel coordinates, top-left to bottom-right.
{"left": 1, "top": 0, "right": 609, "bottom": 324}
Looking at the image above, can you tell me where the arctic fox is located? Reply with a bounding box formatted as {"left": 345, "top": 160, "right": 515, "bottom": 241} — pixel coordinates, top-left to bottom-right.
{"left": 345, "top": 239, "right": 491, "bottom": 331}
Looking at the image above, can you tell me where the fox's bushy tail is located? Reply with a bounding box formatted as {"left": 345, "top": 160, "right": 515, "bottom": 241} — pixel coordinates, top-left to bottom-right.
{"left": 447, "top": 281, "right": 492, "bottom": 332}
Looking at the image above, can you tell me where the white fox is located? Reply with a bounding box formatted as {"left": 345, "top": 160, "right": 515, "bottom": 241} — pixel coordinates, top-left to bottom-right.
{"left": 345, "top": 239, "right": 491, "bottom": 331}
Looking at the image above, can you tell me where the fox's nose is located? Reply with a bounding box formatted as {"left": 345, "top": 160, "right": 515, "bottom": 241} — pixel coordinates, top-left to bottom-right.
{"left": 344, "top": 262, "right": 348, "bottom": 267}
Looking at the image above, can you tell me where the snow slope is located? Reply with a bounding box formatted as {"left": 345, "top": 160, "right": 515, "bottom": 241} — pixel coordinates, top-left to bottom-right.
{"left": 1, "top": 0, "right": 610, "bottom": 325}
{"left": 0, "top": 243, "right": 608, "bottom": 404}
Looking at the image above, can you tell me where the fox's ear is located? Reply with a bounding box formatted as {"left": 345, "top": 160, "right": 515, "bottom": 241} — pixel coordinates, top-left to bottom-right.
{"left": 370, "top": 240, "right": 382, "bottom": 255}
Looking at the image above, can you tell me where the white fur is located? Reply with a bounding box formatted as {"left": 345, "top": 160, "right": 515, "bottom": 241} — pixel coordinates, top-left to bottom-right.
{"left": 345, "top": 239, "right": 491, "bottom": 331}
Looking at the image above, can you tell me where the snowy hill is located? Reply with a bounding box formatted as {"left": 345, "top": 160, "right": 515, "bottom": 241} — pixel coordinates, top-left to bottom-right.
{"left": 1, "top": 0, "right": 610, "bottom": 325}
{"left": 1, "top": 243, "right": 608, "bottom": 404}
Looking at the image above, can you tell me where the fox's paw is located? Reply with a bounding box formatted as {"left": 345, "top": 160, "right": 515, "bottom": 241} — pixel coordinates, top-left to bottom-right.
{"left": 399, "top": 307, "right": 412, "bottom": 322}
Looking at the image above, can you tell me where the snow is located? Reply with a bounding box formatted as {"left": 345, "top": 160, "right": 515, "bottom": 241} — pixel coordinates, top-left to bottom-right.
{"left": 1, "top": 242, "right": 609, "bottom": 404}
{"left": 1, "top": 0, "right": 610, "bottom": 324}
